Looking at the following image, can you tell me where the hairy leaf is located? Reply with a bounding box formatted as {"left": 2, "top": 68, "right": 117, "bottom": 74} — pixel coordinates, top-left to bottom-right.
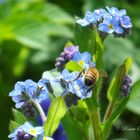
{"left": 44, "top": 96, "right": 67, "bottom": 136}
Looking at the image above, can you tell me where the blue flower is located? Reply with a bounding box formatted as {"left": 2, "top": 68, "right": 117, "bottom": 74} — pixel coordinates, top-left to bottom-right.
{"left": 120, "top": 16, "right": 132, "bottom": 29}
{"left": 67, "top": 77, "right": 92, "bottom": 99}
{"left": 72, "top": 52, "right": 94, "bottom": 69}
{"left": 8, "top": 122, "right": 43, "bottom": 140}
{"left": 98, "top": 16, "right": 123, "bottom": 34}
{"left": 76, "top": 9, "right": 109, "bottom": 26}
{"left": 61, "top": 69, "right": 79, "bottom": 82}
{"left": 84, "top": 11, "right": 99, "bottom": 24}
{"left": 106, "top": 6, "right": 126, "bottom": 17}
{"left": 55, "top": 69, "right": 79, "bottom": 89}
{"left": 9, "top": 79, "right": 49, "bottom": 108}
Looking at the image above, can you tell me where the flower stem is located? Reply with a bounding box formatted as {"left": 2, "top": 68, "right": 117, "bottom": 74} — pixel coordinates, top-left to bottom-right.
{"left": 104, "top": 101, "right": 115, "bottom": 121}
{"left": 90, "top": 109, "right": 101, "bottom": 140}
{"left": 31, "top": 99, "right": 46, "bottom": 124}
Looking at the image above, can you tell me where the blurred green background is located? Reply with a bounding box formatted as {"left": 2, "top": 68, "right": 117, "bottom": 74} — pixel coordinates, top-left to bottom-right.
{"left": 0, "top": 0, "right": 140, "bottom": 140}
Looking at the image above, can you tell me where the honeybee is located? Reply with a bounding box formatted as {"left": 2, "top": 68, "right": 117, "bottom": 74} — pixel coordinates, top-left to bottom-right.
{"left": 74, "top": 65, "right": 107, "bottom": 93}
{"left": 83, "top": 66, "right": 107, "bottom": 88}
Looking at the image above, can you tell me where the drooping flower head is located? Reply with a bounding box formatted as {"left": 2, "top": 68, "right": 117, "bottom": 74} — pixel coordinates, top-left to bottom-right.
{"left": 9, "top": 79, "right": 49, "bottom": 108}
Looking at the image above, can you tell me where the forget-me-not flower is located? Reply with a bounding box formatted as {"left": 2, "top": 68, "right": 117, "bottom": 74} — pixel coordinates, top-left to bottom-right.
{"left": 67, "top": 77, "right": 92, "bottom": 99}
{"left": 9, "top": 79, "right": 49, "bottom": 108}
{"left": 98, "top": 16, "right": 124, "bottom": 34}
{"left": 72, "top": 51, "right": 93, "bottom": 69}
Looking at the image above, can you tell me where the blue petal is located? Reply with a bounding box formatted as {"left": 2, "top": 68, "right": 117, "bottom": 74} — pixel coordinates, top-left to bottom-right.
{"left": 85, "top": 11, "right": 94, "bottom": 23}
{"left": 14, "top": 81, "right": 25, "bottom": 91}
{"left": 9, "top": 90, "right": 21, "bottom": 96}
{"left": 118, "top": 9, "right": 126, "bottom": 17}
{"left": 15, "top": 102, "right": 24, "bottom": 108}
{"left": 76, "top": 18, "right": 89, "bottom": 26}
{"left": 72, "top": 52, "right": 82, "bottom": 61}
{"left": 114, "top": 26, "right": 124, "bottom": 34}
{"left": 98, "top": 23, "right": 110, "bottom": 33}
{"left": 81, "top": 52, "right": 91, "bottom": 63}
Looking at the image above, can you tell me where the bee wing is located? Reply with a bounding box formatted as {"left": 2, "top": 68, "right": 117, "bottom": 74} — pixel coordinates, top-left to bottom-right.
{"left": 99, "top": 70, "right": 108, "bottom": 78}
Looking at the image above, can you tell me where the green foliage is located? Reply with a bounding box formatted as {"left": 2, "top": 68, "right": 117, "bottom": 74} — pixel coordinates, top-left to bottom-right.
{"left": 107, "top": 57, "right": 132, "bottom": 102}
{"left": 9, "top": 121, "right": 20, "bottom": 133}
{"left": 126, "top": 80, "right": 140, "bottom": 115}
{"left": 74, "top": 24, "right": 92, "bottom": 52}
{"left": 44, "top": 96, "right": 67, "bottom": 137}
{"left": 94, "top": 31, "right": 104, "bottom": 69}
{"left": 107, "top": 64, "right": 126, "bottom": 102}
{"left": 12, "top": 109, "right": 27, "bottom": 124}
{"left": 9, "top": 109, "right": 27, "bottom": 133}
{"left": 62, "top": 114, "right": 85, "bottom": 140}
{"left": 65, "top": 60, "right": 83, "bottom": 71}
{"left": 102, "top": 97, "right": 129, "bottom": 139}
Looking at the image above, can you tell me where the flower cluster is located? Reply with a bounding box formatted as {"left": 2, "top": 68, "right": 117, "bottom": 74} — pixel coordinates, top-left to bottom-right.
{"left": 8, "top": 6, "right": 133, "bottom": 140}
{"left": 9, "top": 79, "right": 67, "bottom": 140}
{"left": 76, "top": 6, "right": 132, "bottom": 39}
{"left": 55, "top": 47, "right": 96, "bottom": 105}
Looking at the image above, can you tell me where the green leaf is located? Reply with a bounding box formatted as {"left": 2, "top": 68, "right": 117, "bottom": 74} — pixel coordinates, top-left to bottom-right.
{"left": 123, "top": 57, "right": 132, "bottom": 74}
{"left": 64, "top": 41, "right": 74, "bottom": 48}
{"left": 65, "top": 60, "right": 83, "bottom": 72}
{"left": 13, "top": 21, "right": 50, "bottom": 50}
{"left": 126, "top": 80, "right": 140, "bottom": 115}
{"left": 44, "top": 96, "right": 67, "bottom": 137}
{"left": 62, "top": 114, "right": 85, "bottom": 140}
{"left": 45, "top": 22, "right": 73, "bottom": 38}
{"left": 71, "top": 100, "right": 90, "bottom": 132}
{"left": 44, "top": 3, "right": 74, "bottom": 24}
{"left": 95, "top": 31, "right": 104, "bottom": 69}
{"left": 12, "top": 109, "right": 27, "bottom": 125}
{"left": 107, "top": 64, "right": 126, "bottom": 102}
{"left": 9, "top": 120, "right": 20, "bottom": 133}
{"left": 102, "top": 97, "right": 129, "bottom": 138}
{"left": 74, "top": 24, "right": 92, "bottom": 52}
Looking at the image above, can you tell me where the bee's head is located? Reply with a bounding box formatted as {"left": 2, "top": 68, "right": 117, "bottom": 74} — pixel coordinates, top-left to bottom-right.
{"left": 84, "top": 78, "right": 94, "bottom": 87}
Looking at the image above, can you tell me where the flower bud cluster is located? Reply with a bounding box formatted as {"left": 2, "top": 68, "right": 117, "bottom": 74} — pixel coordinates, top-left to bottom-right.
{"left": 120, "top": 75, "right": 132, "bottom": 97}
{"left": 55, "top": 46, "right": 79, "bottom": 72}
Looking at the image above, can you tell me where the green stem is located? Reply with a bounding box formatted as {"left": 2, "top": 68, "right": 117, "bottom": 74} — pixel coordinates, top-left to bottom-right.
{"left": 90, "top": 109, "right": 101, "bottom": 140}
{"left": 104, "top": 101, "right": 115, "bottom": 121}
{"left": 101, "top": 101, "right": 115, "bottom": 140}
{"left": 32, "top": 99, "right": 46, "bottom": 124}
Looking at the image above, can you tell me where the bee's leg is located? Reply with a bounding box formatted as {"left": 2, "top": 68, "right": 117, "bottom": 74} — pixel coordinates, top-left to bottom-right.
{"left": 84, "top": 85, "right": 95, "bottom": 96}
{"left": 72, "top": 70, "right": 84, "bottom": 81}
